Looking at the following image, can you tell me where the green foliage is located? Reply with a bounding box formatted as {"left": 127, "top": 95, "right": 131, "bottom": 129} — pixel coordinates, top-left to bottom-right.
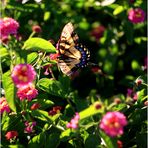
{"left": 1, "top": 0, "right": 147, "bottom": 147}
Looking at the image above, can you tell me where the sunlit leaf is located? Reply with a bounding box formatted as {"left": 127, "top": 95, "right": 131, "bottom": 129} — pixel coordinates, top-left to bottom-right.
{"left": 23, "top": 37, "right": 56, "bottom": 53}
{"left": 2, "top": 71, "right": 17, "bottom": 112}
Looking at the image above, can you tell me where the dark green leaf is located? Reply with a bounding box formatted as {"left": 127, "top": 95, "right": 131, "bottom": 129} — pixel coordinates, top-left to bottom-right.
{"left": 45, "top": 133, "right": 60, "bottom": 148}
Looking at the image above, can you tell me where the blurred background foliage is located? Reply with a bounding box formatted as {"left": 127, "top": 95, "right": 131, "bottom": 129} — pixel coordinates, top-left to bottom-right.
{"left": 2, "top": 0, "right": 147, "bottom": 98}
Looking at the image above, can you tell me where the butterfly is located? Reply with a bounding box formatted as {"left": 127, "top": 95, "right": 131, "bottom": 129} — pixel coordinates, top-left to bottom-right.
{"left": 57, "top": 22, "right": 91, "bottom": 76}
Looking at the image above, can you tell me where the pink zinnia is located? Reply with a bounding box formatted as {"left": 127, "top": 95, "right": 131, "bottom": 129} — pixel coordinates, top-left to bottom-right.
{"left": 99, "top": 111, "right": 127, "bottom": 137}
{"left": 128, "top": 8, "right": 145, "bottom": 24}
{"left": 66, "top": 112, "right": 80, "bottom": 129}
{"left": 17, "top": 83, "right": 38, "bottom": 101}
{"left": 11, "top": 64, "right": 36, "bottom": 87}
{"left": 5, "top": 131, "right": 18, "bottom": 140}
{"left": 0, "top": 17, "right": 19, "bottom": 38}
{"left": 0, "top": 97, "right": 10, "bottom": 114}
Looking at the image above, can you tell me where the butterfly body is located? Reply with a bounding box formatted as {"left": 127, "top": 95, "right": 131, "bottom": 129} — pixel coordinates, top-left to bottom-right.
{"left": 57, "top": 22, "right": 90, "bottom": 76}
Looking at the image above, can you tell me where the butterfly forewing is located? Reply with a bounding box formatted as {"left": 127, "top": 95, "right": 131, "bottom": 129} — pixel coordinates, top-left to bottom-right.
{"left": 57, "top": 22, "right": 90, "bottom": 76}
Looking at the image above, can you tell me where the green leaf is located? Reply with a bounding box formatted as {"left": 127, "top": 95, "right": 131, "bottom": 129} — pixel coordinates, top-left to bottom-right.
{"left": 0, "top": 47, "right": 9, "bottom": 59}
{"left": 23, "top": 37, "right": 56, "bottom": 53}
{"left": 31, "top": 109, "right": 60, "bottom": 122}
{"left": 37, "top": 78, "right": 67, "bottom": 97}
{"left": 28, "top": 132, "right": 46, "bottom": 148}
{"left": 99, "top": 131, "right": 117, "bottom": 148}
{"left": 5, "top": 145, "right": 24, "bottom": 148}
{"left": 45, "top": 133, "right": 60, "bottom": 148}
{"left": 79, "top": 102, "right": 104, "bottom": 120}
{"left": 27, "top": 52, "right": 39, "bottom": 64}
{"left": 60, "top": 129, "right": 71, "bottom": 141}
{"left": 84, "top": 134, "right": 101, "bottom": 148}
{"left": 123, "top": 21, "right": 134, "bottom": 44}
{"left": 2, "top": 71, "right": 17, "bottom": 112}
{"left": 113, "top": 6, "right": 124, "bottom": 15}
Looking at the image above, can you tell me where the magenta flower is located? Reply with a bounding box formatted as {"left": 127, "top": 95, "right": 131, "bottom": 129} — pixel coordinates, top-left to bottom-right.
{"left": 99, "top": 112, "right": 127, "bottom": 137}
{"left": 17, "top": 83, "right": 38, "bottom": 101}
{"left": 24, "top": 121, "right": 36, "bottom": 134}
{"left": 0, "top": 97, "right": 10, "bottom": 114}
{"left": 5, "top": 131, "right": 18, "bottom": 140}
{"left": 128, "top": 8, "right": 145, "bottom": 24}
{"left": 66, "top": 112, "right": 80, "bottom": 129}
{"left": 11, "top": 64, "right": 36, "bottom": 87}
{"left": 0, "top": 17, "right": 19, "bottom": 38}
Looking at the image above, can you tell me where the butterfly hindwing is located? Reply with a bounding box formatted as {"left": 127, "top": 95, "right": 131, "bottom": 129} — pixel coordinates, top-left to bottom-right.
{"left": 57, "top": 22, "right": 90, "bottom": 76}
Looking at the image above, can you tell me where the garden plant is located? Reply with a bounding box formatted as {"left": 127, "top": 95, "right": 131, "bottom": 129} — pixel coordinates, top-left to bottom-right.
{"left": 0, "top": 0, "right": 147, "bottom": 147}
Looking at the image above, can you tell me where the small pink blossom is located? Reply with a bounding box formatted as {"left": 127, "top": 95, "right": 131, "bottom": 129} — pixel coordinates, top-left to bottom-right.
{"left": 90, "top": 25, "right": 105, "bottom": 42}
{"left": 0, "top": 17, "right": 19, "bottom": 38}
{"left": 24, "top": 121, "right": 36, "bottom": 134}
{"left": 127, "top": 88, "right": 138, "bottom": 101}
{"left": 128, "top": 8, "right": 145, "bottom": 24}
{"left": 99, "top": 111, "right": 127, "bottom": 137}
{"left": 66, "top": 112, "right": 80, "bottom": 129}
{"left": 32, "top": 25, "right": 42, "bottom": 33}
{"left": 11, "top": 64, "right": 36, "bottom": 87}
{"left": 49, "top": 53, "right": 60, "bottom": 60}
{"left": 48, "top": 106, "right": 62, "bottom": 116}
{"left": 0, "top": 97, "right": 10, "bottom": 114}
{"left": 5, "top": 131, "right": 18, "bottom": 140}
{"left": 17, "top": 83, "right": 38, "bottom": 101}
{"left": 30, "top": 103, "right": 41, "bottom": 110}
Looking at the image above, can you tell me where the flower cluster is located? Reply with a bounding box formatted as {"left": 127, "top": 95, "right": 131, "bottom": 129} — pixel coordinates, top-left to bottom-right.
{"left": 0, "top": 97, "right": 10, "bottom": 114}
{"left": 5, "top": 131, "right": 18, "bottom": 140}
{"left": 17, "top": 83, "right": 38, "bottom": 101}
{"left": 48, "top": 106, "right": 62, "bottom": 116}
{"left": 0, "top": 17, "right": 19, "bottom": 39}
{"left": 128, "top": 8, "right": 145, "bottom": 24}
{"left": 24, "top": 121, "right": 36, "bottom": 134}
{"left": 11, "top": 64, "right": 36, "bottom": 87}
{"left": 66, "top": 112, "right": 80, "bottom": 129}
{"left": 99, "top": 111, "right": 127, "bottom": 137}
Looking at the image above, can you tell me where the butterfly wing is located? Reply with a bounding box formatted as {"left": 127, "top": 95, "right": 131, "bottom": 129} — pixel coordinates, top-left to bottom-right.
{"left": 57, "top": 22, "right": 90, "bottom": 76}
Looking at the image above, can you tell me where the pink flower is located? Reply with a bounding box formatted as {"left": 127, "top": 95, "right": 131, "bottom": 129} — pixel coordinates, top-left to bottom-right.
{"left": 24, "top": 121, "right": 36, "bottom": 134}
{"left": 49, "top": 53, "right": 59, "bottom": 60}
{"left": 0, "top": 17, "right": 19, "bottom": 38}
{"left": 48, "top": 106, "right": 62, "bottom": 116}
{"left": 32, "top": 25, "right": 42, "bottom": 33}
{"left": 17, "top": 83, "right": 38, "bottom": 101}
{"left": 30, "top": 103, "right": 41, "bottom": 110}
{"left": 99, "top": 112, "right": 127, "bottom": 137}
{"left": 5, "top": 131, "right": 18, "bottom": 140}
{"left": 0, "top": 97, "right": 10, "bottom": 114}
{"left": 66, "top": 112, "right": 80, "bottom": 129}
{"left": 11, "top": 64, "right": 36, "bottom": 87}
{"left": 127, "top": 88, "right": 138, "bottom": 101}
{"left": 128, "top": 8, "right": 145, "bottom": 24}
{"left": 90, "top": 25, "right": 105, "bottom": 42}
